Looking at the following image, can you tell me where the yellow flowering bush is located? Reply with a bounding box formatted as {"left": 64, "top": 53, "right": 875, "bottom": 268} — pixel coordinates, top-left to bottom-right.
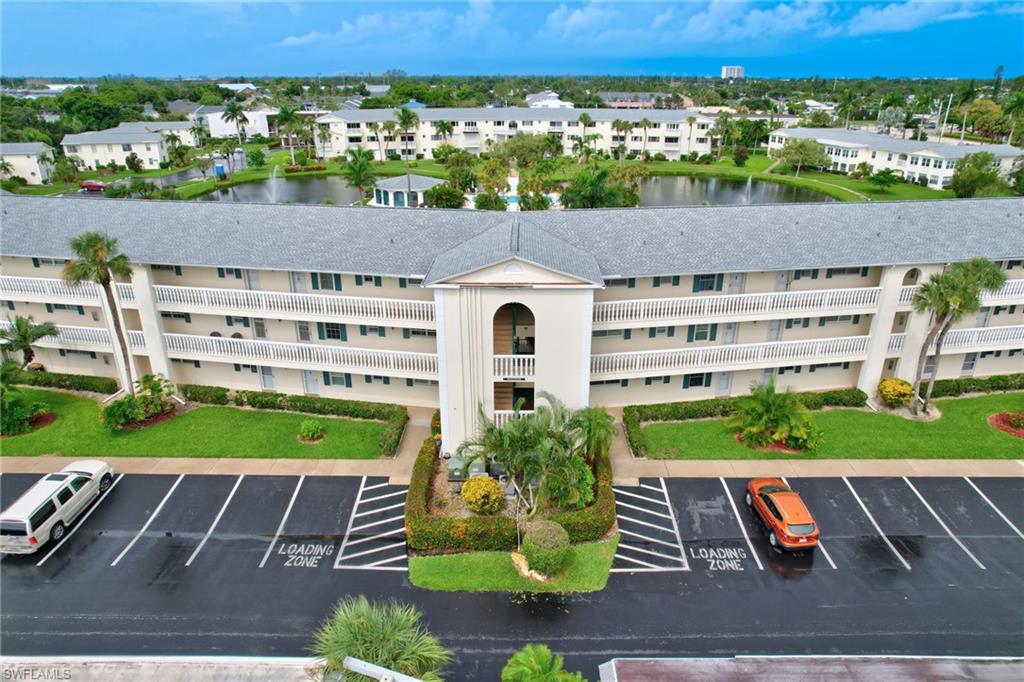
{"left": 877, "top": 377, "right": 913, "bottom": 408}
{"left": 460, "top": 476, "right": 505, "bottom": 515}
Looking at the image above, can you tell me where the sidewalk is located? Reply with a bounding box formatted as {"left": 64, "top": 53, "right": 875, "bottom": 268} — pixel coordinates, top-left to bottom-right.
{"left": 0, "top": 657, "right": 317, "bottom": 682}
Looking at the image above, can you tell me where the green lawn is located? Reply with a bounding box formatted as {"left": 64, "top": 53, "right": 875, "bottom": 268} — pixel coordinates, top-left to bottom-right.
{"left": 409, "top": 537, "right": 618, "bottom": 593}
{"left": 2, "top": 388, "right": 384, "bottom": 459}
{"left": 786, "top": 167, "right": 955, "bottom": 201}
{"left": 641, "top": 393, "right": 1024, "bottom": 460}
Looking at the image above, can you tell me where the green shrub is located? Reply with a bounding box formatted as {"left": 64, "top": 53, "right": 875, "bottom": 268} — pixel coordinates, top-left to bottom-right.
{"left": 181, "top": 384, "right": 229, "bottom": 405}
{"left": 14, "top": 370, "right": 118, "bottom": 394}
{"left": 430, "top": 409, "right": 441, "bottom": 436}
{"left": 1007, "top": 412, "right": 1024, "bottom": 429}
{"left": 550, "top": 449, "right": 615, "bottom": 543}
{"left": 878, "top": 378, "right": 913, "bottom": 408}
{"left": 522, "top": 521, "right": 571, "bottom": 575}
{"left": 931, "top": 373, "right": 1024, "bottom": 398}
{"left": 299, "top": 419, "right": 325, "bottom": 441}
{"left": 102, "top": 396, "right": 146, "bottom": 431}
{"left": 460, "top": 476, "right": 505, "bottom": 515}
{"left": 0, "top": 392, "right": 46, "bottom": 436}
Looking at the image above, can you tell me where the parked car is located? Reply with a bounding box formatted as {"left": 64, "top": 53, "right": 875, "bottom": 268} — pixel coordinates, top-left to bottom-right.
{"left": 79, "top": 180, "right": 106, "bottom": 192}
{"left": 0, "top": 461, "right": 115, "bottom": 554}
{"left": 744, "top": 478, "right": 819, "bottom": 551}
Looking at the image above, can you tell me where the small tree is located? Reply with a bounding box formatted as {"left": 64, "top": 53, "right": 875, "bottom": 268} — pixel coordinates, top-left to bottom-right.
{"left": 772, "top": 138, "right": 830, "bottom": 177}
{"left": 425, "top": 182, "right": 465, "bottom": 208}
{"left": 0, "top": 316, "right": 58, "bottom": 368}
{"left": 501, "top": 644, "right": 584, "bottom": 682}
{"left": 124, "top": 152, "right": 144, "bottom": 172}
{"left": 868, "top": 168, "right": 901, "bottom": 193}
{"left": 474, "top": 189, "right": 506, "bottom": 211}
{"left": 245, "top": 148, "right": 266, "bottom": 168}
{"left": 950, "top": 151, "right": 1009, "bottom": 198}
{"left": 727, "top": 380, "right": 823, "bottom": 451}
{"left": 731, "top": 145, "right": 749, "bottom": 167}
{"left": 339, "top": 147, "right": 375, "bottom": 201}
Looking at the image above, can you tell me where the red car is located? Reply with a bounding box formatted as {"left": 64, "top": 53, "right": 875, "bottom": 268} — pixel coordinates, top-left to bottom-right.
{"left": 744, "top": 478, "right": 819, "bottom": 551}
{"left": 80, "top": 180, "right": 107, "bottom": 192}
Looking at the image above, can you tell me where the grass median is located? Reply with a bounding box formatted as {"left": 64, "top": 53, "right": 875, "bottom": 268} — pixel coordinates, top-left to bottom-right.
{"left": 2, "top": 388, "right": 384, "bottom": 459}
{"left": 640, "top": 393, "right": 1024, "bottom": 459}
{"left": 408, "top": 536, "right": 618, "bottom": 593}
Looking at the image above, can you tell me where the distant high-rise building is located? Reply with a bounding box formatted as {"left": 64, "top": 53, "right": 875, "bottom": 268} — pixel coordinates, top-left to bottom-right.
{"left": 721, "top": 65, "right": 745, "bottom": 79}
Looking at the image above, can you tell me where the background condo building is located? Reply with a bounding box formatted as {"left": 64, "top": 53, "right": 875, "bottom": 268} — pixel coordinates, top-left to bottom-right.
{"left": 61, "top": 121, "right": 199, "bottom": 170}
{"left": 0, "top": 142, "right": 53, "bottom": 185}
{"left": 721, "top": 65, "right": 745, "bottom": 79}
{"left": 1, "top": 197, "right": 1021, "bottom": 452}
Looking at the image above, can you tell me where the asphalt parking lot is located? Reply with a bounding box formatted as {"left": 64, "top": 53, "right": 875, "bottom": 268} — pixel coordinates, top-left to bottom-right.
{"left": 1, "top": 471, "right": 1022, "bottom": 679}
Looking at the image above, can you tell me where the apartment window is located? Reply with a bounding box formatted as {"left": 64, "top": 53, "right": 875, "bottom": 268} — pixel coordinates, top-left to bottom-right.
{"left": 233, "top": 364, "right": 259, "bottom": 373}
{"left": 145, "top": 144, "right": 152, "bottom": 152}
{"left": 696, "top": 137, "right": 708, "bottom": 144}
{"left": 494, "top": 120, "right": 506, "bottom": 127}
{"left": 792, "top": 269, "right": 819, "bottom": 280}
{"left": 666, "top": 123, "right": 679, "bottom": 130}
{"left": 923, "top": 355, "right": 937, "bottom": 379}
{"left": 160, "top": 312, "right": 192, "bottom": 323}
{"left": 826, "top": 267, "right": 868, "bottom": 278}
{"left": 1005, "top": 260, "right": 1022, "bottom": 270}
{"left": 318, "top": 322, "right": 347, "bottom": 340}
{"left": 364, "top": 375, "right": 391, "bottom": 385}
{"left": 910, "top": 156, "right": 919, "bottom": 166}
{"left": 548, "top": 122, "right": 562, "bottom": 129}
{"left": 979, "top": 351, "right": 1003, "bottom": 359}
{"left": 649, "top": 326, "right": 675, "bottom": 338}
{"left": 217, "top": 267, "right": 243, "bottom": 279}
{"left": 48, "top": 303, "right": 84, "bottom": 314}
{"left": 311, "top": 272, "right": 342, "bottom": 291}
{"left": 644, "top": 376, "right": 672, "bottom": 386}
{"left": 324, "top": 371, "right": 352, "bottom": 387}
{"left": 819, "top": 315, "right": 861, "bottom": 326}
{"left": 464, "top": 121, "right": 478, "bottom": 129}
{"left": 590, "top": 379, "right": 629, "bottom": 387}
{"left": 346, "top": 123, "right": 361, "bottom": 129}
{"left": 348, "top": 137, "right": 363, "bottom": 143}
{"left": 697, "top": 123, "right": 709, "bottom": 130}
{"left": 809, "top": 362, "right": 850, "bottom": 372}
{"left": 648, "top": 136, "right": 660, "bottom": 143}
{"left": 887, "top": 153, "right": 894, "bottom": 161}
{"left": 58, "top": 349, "right": 97, "bottom": 359}
{"left": 785, "top": 318, "right": 811, "bottom": 329}
{"left": 566, "top": 121, "right": 578, "bottom": 127}
{"left": 67, "top": 145, "right": 78, "bottom": 153}
{"left": 687, "top": 323, "right": 717, "bottom": 342}
{"left": 1009, "top": 349, "right": 1022, "bottom": 357}
{"left": 32, "top": 258, "right": 67, "bottom": 267}
{"left": 406, "top": 378, "right": 439, "bottom": 387}
{"left": 682, "top": 372, "right": 710, "bottom": 388}
{"left": 921, "top": 158, "right": 932, "bottom": 168}
{"left": 652, "top": 275, "right": 681, "bottom": 287}
{"left": 961, "top": 353, "right": 977, "bottom": 373}
{"left": 992, "top": 305, "right": 1017, "bottom": 315}
{"left": 665, "top": 137, "right": 679, "bottom": 144}
{"left": 522, "top": 121, "right": 533, "bottom": 126}
{"left": 605, "top": 278, "right": 635, "bottom": 288}
{"left": 631, "top": 136, "right": 643, "bottom": 142}
{"left": 151, "top": 264, "right": 182, "bottom": 275}
{"left": 777, "top": 366, "right": 802, "bottom": 375}
{"left": 225, "top": 316, "right": 250, "bottom": 327}
{"left": 359, "top": 325, "right": 386, "bottom": 337}
{"left": 121, "top": 144, "right": 132, "bottom": 152}
{"left": 592, "top": 329, "right": 623, "bottom": 338}
{"left": 692, "top": 273, "right": 723, "bottom": 292}
{"left": 171, "top": 358, "right": 201, "bottom": 368}
{"left": 355, "top": 275, "right": 382, "bottom": 287}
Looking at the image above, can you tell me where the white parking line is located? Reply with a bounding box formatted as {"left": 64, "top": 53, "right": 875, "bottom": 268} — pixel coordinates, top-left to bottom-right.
{"left": 719, "top": 477, "right": 763, "bottom": 571}
{"left": 842, "top": 477, "right": 911, "bottom": 571}
{"left": 338, "top": 541, "right": 407, "bottom": 561}
{"left": 617, "top": 514, "right": 677, "bottom": 533}
{"left": 618, "top": 542, "right": 685, "bottom": 562}
{"left": 110, "top": 474, "right": 184, "bottom": 567}
{"left": 36, "top": 474, "right": 125, "bottom": 567}
{"left": 185, "top": 475, "right": 244, "bottom": 567}
{"left": 659, "top": 478, "right": 690, "bottom": 570}
{"left": 258, "top": 475, "right": 304, "bottom": 569}
{"left": 353, "top": 501, "right": 406, "bottom": 518}
{"left": 618, "top": 527, "right": 687, "bottom": 550}
{"left": 639, "top": 483, "right": 664, "bottom": 493}
{"left": 612, "top": 487, "right": 670, "bottom": 507}
{"left": 350, "top": 515, "right": 405, "bottom": 533}
{"left": 343, "top": 528, "right": 405, "bottom": 548}
{"left": 360, "top": 489, "right": 408, "bottom": 505}
{"left": 614, "top": 499, "right": 674, "bottom": 520}
{"left": 365, "top": 554, "right": 407, "bottom": 567}
{"left": 903, "top": 477, "right": 986, "bottom": 570}
{"left": 614, "top": 553, "right": 662, "bottom": 569}
{"left": 964, "top": 477, "right": 1024, "bottom": 541}
{"left": 781, "top": 477, "right": 837, "bottom": 570}
{"left": 362, "top": 482, "right": 389, "bottom": 492}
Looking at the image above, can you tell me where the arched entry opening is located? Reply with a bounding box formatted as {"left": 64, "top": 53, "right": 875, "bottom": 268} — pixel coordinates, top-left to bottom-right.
{"left": 902, "top": 268, "right": 921, "bottom": 286}
{"left": 493, "top": 302, "right": 536, "bottom": 412}
{"left": 493, "top": 302, "right": 535, "bottom": 355}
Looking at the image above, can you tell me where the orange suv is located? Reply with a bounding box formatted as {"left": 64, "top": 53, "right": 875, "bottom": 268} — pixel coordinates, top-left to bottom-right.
{"left": 744, "top": 478, "right": 820, "bottom": 551}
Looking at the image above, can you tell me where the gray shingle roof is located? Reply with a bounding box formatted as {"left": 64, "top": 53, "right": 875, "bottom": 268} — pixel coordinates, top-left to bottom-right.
{"left": 319, "top": 107, "right": 711, "bottom": 124}
{"left": 62, "top": 130, "right": 164, "bottom": 145}
{"left": 1, "top": 196, "right": 1022, "bottom": 282}
{"left": 115, "top": 121, "right": 195, "bottom": 132}
{"left": 374, "top": 174, "right": 445, "bottom": 192}
{"left": 0, "top": 142, "right": 51, "bottom": 156}
{"left": 775, "top": 128, "right": 1023, "bottom": 160}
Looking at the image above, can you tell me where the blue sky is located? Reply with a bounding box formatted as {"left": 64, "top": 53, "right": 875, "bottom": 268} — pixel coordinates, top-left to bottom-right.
{"left": 2, "top": 1, "right": 1022, "bottom": 78}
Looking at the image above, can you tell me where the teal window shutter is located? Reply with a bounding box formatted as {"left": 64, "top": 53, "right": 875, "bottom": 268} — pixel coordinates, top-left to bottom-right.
{"left": 374, "top": 276, "right": 382, "bottom": 287}
{"left": 860, "top": 267, "right": 869, "bottom": 276}
{"left": 383, "top": 376, "right": 390, "bottom": 385}
{"left": 785, "top": 319, "right": 793, "bottom": 329}
{"left": 645, "top": 377, "right": 653, "bottom": 386}
{"left": 709, "top": 324, "right": 718, "bottom": 341}
{"left": 77, "top": 305, "right": 85, "bottom": 315}
{"left": 406, "top": 378, "right": 413, "bottom": 387}
{"left": 90, "top": 352, "right": 97, "bottom": 359}
{"left": 174, "top": 265, "right": 182, "bottom": 275}
{"left": 241, "top": 317, "right": 250, "bottom": 328}
{"left": 667, "top": 326, "right": 675, "bottom": 337}
{"left": 715, "top": 273, "right": 724, "bottom": 291}
{"left": 378, "top": 326, "right": 386, "bottom": 337}
{"left": 623, "top": 329, "right": 631, "bottom": 340}
{"left": 795, "top": 366, "right": 802, "bottom": 374}
{"left": 233, "top": 363, "right": 241, "bottom": 371}
{"left": 58, "top": 349, "right": 66, "bottom": 357}
{"left": 819, "top": 318, "right": 827, "bottom": 326}
{"left": 32, "top": 258, "right": 40, "bottom": 268}
{"left": 793, "top": 270, "right": 802, "bottom": 281}
{"left": 649, "top": 327, "right": 656, "bottom": 338}
{"left": 403, "top": 328, "right": 411, "bottom": 339}
{"left": 703, "top": 373, "right": 712, "bottom": 387}
{"left": 339, "top": 325, "right": 347, "bottom": 341}
{"left": 811, "top": 269, "right": 819, "bottom": 279}
{"left": 686, "top": 325, "right": 695, "bottom": 342}
{"left": 322, "top": 371, "right": 331, "bottom": 385}
{"left": 399, "top": 278, "right": 407, "bottom": 288}
{"left": 627, "top": 278, "right": 635, "bottom": 288}
{"left": 217, "top": 267, "right": 225, "bottom": 278}
{"left": 234, "top": 269, "right": 242, "bottom": 279}
{"left": 653, "top": 276, "right": 661, "bottom": 288}
{"left": 842, "top": 362, "right": 850, "bottom": 370}
{"left": 311, "top": 273, "right": 320, "bottom": 290}
{"left": 359, "top": 325, "right": 367, "bottom": 336}
{"left": 344, "top": 373, "right": 352, "bottom": 388}
{"left": 692, "top": 276, "right": 700, "bottom": 293}
{"left": 852, "top": 315, "right": 861, "bottom": 324}
{"left": 226, "top": 316, "right": 234, "bottom": 326}
{"left": 826, "top": 268, "right": 834, "bottom": 278}
{"left": 682, "top": 374, "right": 690, "bottom": 388}
{"left": 621, "top": 379, "right": 629, "bottom": 387}
{"left": 4, "top": 301, "right": 13, "bottom": 310}
{"left": 672, "top": 275, "right": 680, "bottom": 286}
{"left": 802, "top": 318, "right": 810, "bottom": 328}
{"left": 45, "top": 303, "right": 53, "bottom": 313}
{"left": 355, "top": 275, "right": 363, "bottom": 286}
{"left": 333, "top": 274, "right": 342, "bottom": 290}
{"left": 183, "top": 313, "right": 191, "bottom": 323}
{"left": 365, "top": 375, "right": 372, "bottom": 383}
{"left": 317, "top": 322, "right": 325, "bottom": 339}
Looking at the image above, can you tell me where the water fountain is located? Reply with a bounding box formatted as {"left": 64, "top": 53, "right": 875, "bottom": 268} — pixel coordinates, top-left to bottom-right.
{"left": 744, "top": 176, "right": 753, "bottom": 204}
{"left": 265, "top": 164, "right": 280, "bottom": 204}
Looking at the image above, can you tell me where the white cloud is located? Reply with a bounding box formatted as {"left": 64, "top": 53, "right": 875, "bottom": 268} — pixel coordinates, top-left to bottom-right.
{"left": 652, "top": 8, "right": 675, "bottom": 30}
{"left": 847, "top": 1, "right": 983, "bottom": 36}
{"left": 680, "top": 0, "right": 830, "bottom": 43}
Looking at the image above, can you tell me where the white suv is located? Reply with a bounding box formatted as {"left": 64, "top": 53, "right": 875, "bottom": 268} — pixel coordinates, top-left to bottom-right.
{"left": 0, "top": 460, "right": 115, "bottom": 554}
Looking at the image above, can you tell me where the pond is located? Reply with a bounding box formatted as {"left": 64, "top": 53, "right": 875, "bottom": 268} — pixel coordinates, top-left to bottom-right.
{"left": 198, "top": 175, "right": 362, "bottom": 205}
{"left": 637, "top": 175, "right": 835, "bottom": 206}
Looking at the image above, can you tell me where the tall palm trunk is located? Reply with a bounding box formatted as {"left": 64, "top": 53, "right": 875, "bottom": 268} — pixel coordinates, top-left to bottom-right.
{"left": 922, "top": 318, "right": 954, "bottom": 413}
{"left": 236, "top": 123, "right": 242, "bottom": 145}
{"left": 22, "top": 347, "right": 35, "bottom": 368}
{"left": 910, "top": 317, "right": 944, "bottom": 415}
{"left": 102, "top": 279, "right": 134, "bottom": 396}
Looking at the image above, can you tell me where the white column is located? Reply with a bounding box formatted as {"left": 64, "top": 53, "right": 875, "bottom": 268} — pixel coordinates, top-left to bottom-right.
{"left": 433, "top": 287, "right": 483, "bottom": 456}
{"left": 896, "top": 265, "right": 946, "bottom": 383}
{"left": 97, "top": 284, "right": 133, "bottom": 393}
{"left": 131, "top": 265, "right": 174, "bottom": 384}
{"left": 856, "top": 265, "right": 903, "bottom": 398}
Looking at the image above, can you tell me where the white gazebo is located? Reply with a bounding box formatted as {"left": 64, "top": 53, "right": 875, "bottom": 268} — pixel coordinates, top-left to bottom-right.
{"left": 372, "top": 174, "right": 445, "bottom": 208}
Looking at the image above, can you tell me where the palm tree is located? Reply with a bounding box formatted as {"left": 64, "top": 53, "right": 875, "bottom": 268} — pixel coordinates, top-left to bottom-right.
{"left": 0, "top": 316, "right": 58, "bottom": 368}
{"left": 340, "top": 147, "right": 375, "bottom": 203}
{"left": 955, "top": 79, "right": 978, "bottom": 143}
{"left": 275, "top": 105, "right": 300, "bottom": 165}
{"left": 560, "top": 167, "right": 629, "bottom": 209}
{"left": 713, "top": 111, "right": 732, "bottom": 160}
{"left": 395, "top": 106, "right": 420, "bottom": 199}
{"left": 611, "top": 119, "right": 631, "bottom": 164}
{"left": 164, "top": 132, "right": 181, "bottom": 149}
{"left": 910, "top": 258, "right": 1007, "bottom": 415}
{"left": 189, "top": 122, "right": 209, "bottom": 149}
{"left": 0, "top": 358, "right": 20, "bottom": 396}
{"left": 62, "top": 233, "right": 135, "bottom": 395}
{"left": 686, "top": 115, "right": 697, "bottom": 154}
{"left": 221, "top": 102, "right": 249, "bottom": 145}
{"left": 382, "top": 120, "right": 398, "bottom": 159}
{"left": 726, "top": 380, "right": 821, "bottom": 450}
{"left": 312, "top": 596, "right": 452, "bottom": 682}
{"left": 571, "top": 406, "right": 616, "bottom": 463}
{"left": 316, "top": 125, "right": 331, "bottom": 160}
{"left": 368, "top": 122, "right": 384, "bottom": 161}
{"left": 0, "top": 159, "right": 12, "bottom": 179}
{"left": 637, "top": 117, "right": 653, "bottom": 156}
{"left": 577, "top": 112, "right": 594, "bottom": 129}
{"left": 434, "top": 119, "right": 454, "bottom": 142}
{"left": 1002, "top": 90, "right": 1024, "bottom": 145}
{"left": 501, "top": 643, "right": 584, "bottom": 682}
{"left": 837, "top": 89, "right": 859, "bottom": 129}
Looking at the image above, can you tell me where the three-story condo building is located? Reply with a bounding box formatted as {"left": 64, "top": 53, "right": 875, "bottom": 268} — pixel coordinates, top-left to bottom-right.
{"left": 1, "top": 196, "right": 1022, "bottom": 452}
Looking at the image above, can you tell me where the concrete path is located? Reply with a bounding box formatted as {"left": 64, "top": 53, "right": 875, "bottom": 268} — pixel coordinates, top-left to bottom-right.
{"left": 0, "top": 657, "right": 317, "bottom": 682}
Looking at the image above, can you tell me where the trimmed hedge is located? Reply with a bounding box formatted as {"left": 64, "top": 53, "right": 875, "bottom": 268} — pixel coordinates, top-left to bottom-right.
{"left": 14, "top": 370, "right": 118, "bottom": 395}
{"left": 522, "top": 520, "right": 571, "bottom": 575}
{"left": 181, "top": 384, "right": 229, "bottom": 405}
{"left": 929, "top": 373, "right": 1024, "bottom": 398}
{"left": 430, "top": 409, "right": 441, "bottom": 436}
{"left": 404, "top": 438, "right": 616, "bottom": 552}
{"left": 623, "top": 388, "right": 867, "bottom": 457}
{"left": 186, "top": 386, "right": 408, "bottom": 457}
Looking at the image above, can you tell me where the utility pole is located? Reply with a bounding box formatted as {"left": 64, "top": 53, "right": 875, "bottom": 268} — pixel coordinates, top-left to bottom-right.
{"left": 938, "top": 92, "right": 953, "bottom": 142}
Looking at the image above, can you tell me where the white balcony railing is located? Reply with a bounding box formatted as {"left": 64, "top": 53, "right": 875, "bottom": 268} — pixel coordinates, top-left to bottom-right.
{"left": 899, "top": 279, "right": 1024, "bottom": 307}
{"left": 941, "top": 324, "right": 1024, "bottom": 351}
{"left": 0, "top": 276, "right": 100, "bottom": 304}
{"left": 149, "top": 285, "right": 435, "bottom": 327}
{"left": 591, "top": 335, "right": 871, "bottom": 379}
{"left": 493, "top": 410, "right": 535, "bottom": 428}
{"left": 164, "top": 333, "right": 437, "bottom": 379}
{"left": 493, "top": 354, "right": 535, "bottom": 379}
{"left": 0, "top": 321, "right": 112, "bottom": 351}
{"left": 592, "top": 287, "right": 881, "bottom": 328}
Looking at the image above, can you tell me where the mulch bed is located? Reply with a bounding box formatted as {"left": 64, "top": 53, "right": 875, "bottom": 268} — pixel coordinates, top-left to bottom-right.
{"left": 734, "top": 432, "right": 802, "bottom": 455}
{"left": 988, "top": 413, "right": 1024, "bottom": 439}
{"left": 298, "top": 435, "right": 325, "bottom": 445}
{"left": 0, "top": 412, "right": 57, "bottom": 439}
{"left": 122, "top": 409, "right": 177, "bottom": 431}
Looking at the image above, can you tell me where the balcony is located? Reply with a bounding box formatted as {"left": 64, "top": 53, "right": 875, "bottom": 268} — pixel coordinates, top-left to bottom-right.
{"left": 898, "top": 280, "right": 1024, "bottom": 307}
{"left": 0, "top": 321, "right": 130, "bottom": 353}
{"left": 493, "top": 409, "right": 535, "bottom": 428}
{"left": 493, "top": 354, "right": 535, "bottom": 380}
{"left": 0, "top": 276, "right": 101, "bottom": 306}
{"left": 592, "top": 287, "right": 882, "bottom": 329}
